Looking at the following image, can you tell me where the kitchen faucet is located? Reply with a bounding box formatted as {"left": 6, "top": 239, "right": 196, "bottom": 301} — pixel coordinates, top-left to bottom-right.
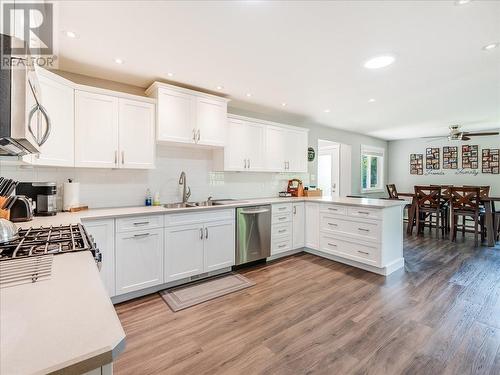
{"left": 178, "top": 171, "right": 191, "bottom": 203}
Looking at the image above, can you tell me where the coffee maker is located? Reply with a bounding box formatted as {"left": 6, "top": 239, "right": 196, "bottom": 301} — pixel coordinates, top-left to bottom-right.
{"left": 16, "top": 182, "right": 57, "bottom": 216}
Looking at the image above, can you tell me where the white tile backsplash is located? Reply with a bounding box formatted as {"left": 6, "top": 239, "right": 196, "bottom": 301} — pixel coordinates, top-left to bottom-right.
{"left": 0, "top": 145, "right": 309, "bottom": 209}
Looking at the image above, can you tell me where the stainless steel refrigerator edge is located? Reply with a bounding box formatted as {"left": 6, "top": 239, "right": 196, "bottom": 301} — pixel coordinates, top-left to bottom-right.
{"left": 235, "top": 205, "right": 271, "bottom": 265}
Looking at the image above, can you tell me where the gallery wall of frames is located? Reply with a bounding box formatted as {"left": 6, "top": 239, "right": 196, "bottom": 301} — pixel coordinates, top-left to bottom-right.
{"left": 409, "top": 145, "right": 499, "bottom": 175}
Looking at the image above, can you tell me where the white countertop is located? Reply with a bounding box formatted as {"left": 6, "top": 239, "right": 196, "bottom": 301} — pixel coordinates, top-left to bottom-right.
{"left": 16, "top": 196, "right": 407, "bottom": 229}
{"left": 0, "top": 252, "right": 126, "bottom": 375}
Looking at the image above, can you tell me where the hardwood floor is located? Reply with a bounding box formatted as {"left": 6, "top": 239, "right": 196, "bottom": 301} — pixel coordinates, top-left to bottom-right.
{"left": 114, "top": 234, "right": 500, "bottom": 375}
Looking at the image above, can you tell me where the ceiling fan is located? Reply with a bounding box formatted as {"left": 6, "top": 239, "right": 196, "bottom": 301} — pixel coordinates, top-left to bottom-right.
{"left": 424, "top": 125, "right": 499, "bottom": 141}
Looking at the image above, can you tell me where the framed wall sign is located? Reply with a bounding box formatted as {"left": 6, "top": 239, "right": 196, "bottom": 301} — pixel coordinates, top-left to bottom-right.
{"left": 307, "top": 147, "right": 315, "bottom": 162}
{"left": 442, "top": 146, "right": 458, "bottom": 169}
{"left": 482, "top": 149, "right": 499, "bottom": 174}
{"left": 410, "top": 153, "right": 423, "bottom": 175}
{"left": 462, "top": 145, "right": 479, "bottom": 169}
{"left": 426, "top": 147, "right": 440, "bottom": 170}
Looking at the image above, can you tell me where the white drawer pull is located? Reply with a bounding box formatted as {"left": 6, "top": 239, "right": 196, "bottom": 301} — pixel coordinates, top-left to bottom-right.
{"left": 327, "top": 243, "right": 337, "bottom": 247}
{"left": 133, "top": 221, "right": 150, "bottom": 226}
{"left": 127, "top": 233, "right": 150, "bottom": 239}
{"left": 278, "top": 244, "right": 287, "bottom": 248}
{"left": 358, "top": 250, "right": 370, "bottom": 255}
{"left": 328, "top": 222, "right": 338, "bottom": 227}
{"left": 358, "top": 211, "right": 370, "bottom": 215}
{"left": 278, "top": 217, "right": 287, "bottom": 220}
{"left": 278, "top": 229, "right": 287, "bottom": 233}
{"left": 328, "top": 208, "right": 338, "bottom": 211}
{"left": 358, "top": 228, "right": 370, "bottom": 232}
{"left": 278, "top": 207, "right": 287, "bottom": 211}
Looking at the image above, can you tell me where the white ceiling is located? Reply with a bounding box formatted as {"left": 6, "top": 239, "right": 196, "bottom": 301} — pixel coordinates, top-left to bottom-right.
{"left": 55, "top": 0, "right": 500, "bottom": 140}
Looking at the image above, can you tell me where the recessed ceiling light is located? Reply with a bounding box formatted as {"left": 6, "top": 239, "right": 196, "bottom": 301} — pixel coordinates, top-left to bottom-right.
{"left": 368, "top": 98, "right": 376, "bottom": 103}
{"left": 323, "top": 109, "right": 331, "bottom": 113}
{"left": 64, "top": 31, "right": 77, "bottom": 38}
{"left": 246, "top": 93, "right": 252, "bottom": 97}
{"left": 114, "top": 58, "right": 124, "bottom": 64}
{"left": 281, "top": 102, "right": 287, "bottom": 107}
{"left": 455, "top": 0, "right": 472, "bottom": 5}
{"left": 363, "top": 55, "right": 395, "bottom": 69}
{"left": 216, "top": 85, "right": 224, "bottom": 90}
{"left": 483, "top": 42, "right": 499, "bottom": 51}
{"left": 167, "top": 72, "right": 174, "bottom": 77}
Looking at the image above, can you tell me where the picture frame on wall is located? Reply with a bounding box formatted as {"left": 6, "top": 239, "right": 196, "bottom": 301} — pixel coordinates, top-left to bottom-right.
{"left": 425, "top": 147, "right": 440, "bottom": 170}
{"left": 442, "top": 146, "right": 458, "bottom": 169}
{"left": 410, "top": 153, "right": 423, "bottom": 175}
{"left": 482, "top": 149, "right": 500, "bottom": 174}
{"left": 462, "top": 145, "right": 479, "bottom": 169}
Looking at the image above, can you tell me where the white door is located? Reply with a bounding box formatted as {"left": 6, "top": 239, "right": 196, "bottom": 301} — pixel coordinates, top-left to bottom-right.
{"left": 30, "top": 72, "right": 74, "bottom": 167}
{"left": 305, "top": 203, "right": 320, "bottom": 250}
{"left": 83, "top": 219, "right": 115, "bottom": 297}
{"left": 165, "top": 225, "right": 204, "bottom": 282}
{"left": 75, "top": 91, "right": 119, "bottom": 168}
{"left": 115, "top": 228, "right": 163, "bottom": 295}
{"left": 204, "top": 221, "right": 235, "bottom": 272}
{"left": 224, "top": 118, "right": 248, "bottom": 170}
{"left": 195, "top": 97, "right": 227, "bottom": 147}
{"left": 286, "top": 130, "right": 308, "bottom": 173}
{"left": 318, "top": 145, "right": 340, "bottom": 197}
{"left": 245, "top": 121, "right": 266, "bottom": 171}
{"left": 156, "top": 88, "right": 194, "bottom": 144}
{"left": 118, "top": 98, "right": 155, "bottom": 169}
{"left": 292, "top": 202, "right": 305, "bottom": 249}
{"left": 265, "top": 126, "right": 286, "bottom": 172}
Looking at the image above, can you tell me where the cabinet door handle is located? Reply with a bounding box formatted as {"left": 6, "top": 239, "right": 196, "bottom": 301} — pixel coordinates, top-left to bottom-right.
{"left": 114, "top": 150, "right": 118, "bottom": 165}
{"left": 248, "top": 159, "right": 250, "bottom": 169}
{"left": 244, "top": 159, "right": 247, "bottom": 169}
{"left": 200, "top": 228, "right": 204, "bottom": 240}
{"left": 133, "top": 233, "right": 150, "bottom": 238}
{"left": 278, "top": 244, "right": 287, "bottom": 248}
{"left": 293, "top": 206, "right": 297, "bottom": 215}
{"left": 358, "top": 211, "right": 370, "bottom": 215}
{"left": 278, "top": 216, "right": 287, "bottom": 221}
{"left": 205, "top": 227, "right": 208, "bottom": 239}
{"left": 133, "top": 221, "right": 150, "bottom": 226}
{"left": 192, "top": 128, "right": 196, "bottom": 142}
{"left": 327, "top": 242, "right": 337, "bottom": 247}
{"left": 121, "top": 151, "right": 125, "bottom": 165}
{"left": 358, "top": 228, "right": 370, "bottom": 232}
{"left": 278, "top": 229, "right": 286, "bottom": 233}
{"left": 328, "top": 222, "right": 338, "bottom": 227}
{"left": 197, "top": 129, "right": 201, "bottom": 142}
{"left": 328, "top": 207, "right": 338, "bottom": 211}
{"left": 358, "top": 250, "right": 370, "bottom": 255}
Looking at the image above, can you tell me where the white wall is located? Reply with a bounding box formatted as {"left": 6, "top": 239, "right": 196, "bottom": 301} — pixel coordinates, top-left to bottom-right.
{"left": 388, "top": 135, "right": 500, "bottom": 195}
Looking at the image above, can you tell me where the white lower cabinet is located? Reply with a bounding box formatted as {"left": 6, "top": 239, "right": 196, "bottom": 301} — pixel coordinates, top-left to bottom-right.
{"left": 271, "top": 203, "right": 305, "bottom": 256}
{"left": 292, "top": 202, "right": 305, "bottom": 249}
{"left": 204, "top": 221, "right": 235, "bottom": 272}
{"left": 164, "top": 224, "right": 205, "bottom": 282}
{"left": 83, "top": 219, "right": 116, "bottom": 297}
{"left": 305, "top": 202, "right": 319, "bottom": 250}
{"left": 115, "top": 228, "right": 164, "bottom": 295}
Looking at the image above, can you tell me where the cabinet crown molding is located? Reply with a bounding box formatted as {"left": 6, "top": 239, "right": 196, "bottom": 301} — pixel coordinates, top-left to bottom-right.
{"left": 227, "top": 114, "right": 310, "bottom": 133}
{"left": 146, "top": 81, "right": 231, "bottom": 103}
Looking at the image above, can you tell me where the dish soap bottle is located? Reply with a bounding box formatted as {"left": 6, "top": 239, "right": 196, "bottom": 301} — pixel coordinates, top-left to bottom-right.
{"left": 145, "top": 189, "right": 152, "bottom": 206}
{"left": 153, "top": 192, "right": 161, "bottom": 206}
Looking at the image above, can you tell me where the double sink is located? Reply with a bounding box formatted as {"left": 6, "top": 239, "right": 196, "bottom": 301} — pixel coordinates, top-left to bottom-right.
{"left": 163, "top": 199, "right": 247, "bottom": 209}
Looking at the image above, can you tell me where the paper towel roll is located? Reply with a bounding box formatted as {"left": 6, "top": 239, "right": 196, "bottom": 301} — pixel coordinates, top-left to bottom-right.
{"left": 63, "top": 182, "right": 80, "bottom": 211}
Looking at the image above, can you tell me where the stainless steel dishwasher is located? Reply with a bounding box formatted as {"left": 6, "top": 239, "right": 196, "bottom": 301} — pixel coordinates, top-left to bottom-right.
{"left": 236, "top": 205, "right": 271, "bottom": 265}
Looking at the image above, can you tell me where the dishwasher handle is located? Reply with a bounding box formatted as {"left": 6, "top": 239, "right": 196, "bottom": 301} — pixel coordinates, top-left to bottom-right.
{"left": 239, "top": 209, "right": 270, "bottom": 215}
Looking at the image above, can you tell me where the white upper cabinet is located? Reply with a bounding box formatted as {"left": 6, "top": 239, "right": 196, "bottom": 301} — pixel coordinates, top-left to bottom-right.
{"left": 217, "top": 118, "right": 265, "bottom": 171}
{"left": 155, "top": 88, "right": 193, "bottom": 143}
{"left": 195, "top": 96, "right": 227, "bottom": 147}
{"left": 75, "top": 89, "right": 155, "bottom": 169}
{"left": 118, "top": 99, "right": 155, "bottom": 169}
{"left": 26, "top": 69, "right": 74, "bottom": 167}
{"left": 146, "top": 82, "right": 229, "bottom": 147}
{"left": 286, "top": 129, "right": 308, "bottom": 173}
{"left": 265, "top": 126, "right": 287, "bottom": 172}
{"left": 75, "top": 91, "right": 120, "bottom": 168}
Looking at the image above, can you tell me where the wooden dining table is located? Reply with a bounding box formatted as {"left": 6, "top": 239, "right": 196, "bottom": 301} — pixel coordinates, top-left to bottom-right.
{"left": 399, "top": 190, "right": 499, "bottom": 247}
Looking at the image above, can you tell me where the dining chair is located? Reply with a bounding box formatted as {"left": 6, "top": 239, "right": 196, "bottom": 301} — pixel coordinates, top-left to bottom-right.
{"left": 386, "top": 184, "right": 415, "bottom": 229}
{"left": 414, "top": 185, "right": 446, "bottom": 237}
{"left": 463, "top": 185, "right": 490, "bottom": 239}
{"left": 450, "top": 187, "right": 484, "bottom": 247}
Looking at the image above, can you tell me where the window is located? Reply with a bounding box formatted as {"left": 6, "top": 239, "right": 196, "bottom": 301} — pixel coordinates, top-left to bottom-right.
{"left": 361, "top": 145, "right": 384, "bottom": 192}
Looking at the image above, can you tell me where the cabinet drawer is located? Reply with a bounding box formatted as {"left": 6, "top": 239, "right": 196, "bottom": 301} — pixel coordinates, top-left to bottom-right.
{"left": 272, "top": 237, "right": 292, "bottom": 254}
{"left": 320, "top": 204, "right": 347, "bottom": 215}
{"left": 347, "top": 207, "right": 381, "bottom": 220}
{"left": 116, "top": 215, "right": 164, "bottom": 232}
{"left": 165, "top": 209, "right": 235, "bottom": 226}
{"left": 273, "top": 203, "right": 292, "bottom": 215}
{"left": 272, "top": 212, "right": 292, "bottom": 224}
{"left": 272, "top": 222, "right": 292, "bottom": 238}
{"left": 320, "top": 234, "right": 380, "bottom": 266}
{"left": 320, "top": 215, "right": 381, "bottom": 242}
